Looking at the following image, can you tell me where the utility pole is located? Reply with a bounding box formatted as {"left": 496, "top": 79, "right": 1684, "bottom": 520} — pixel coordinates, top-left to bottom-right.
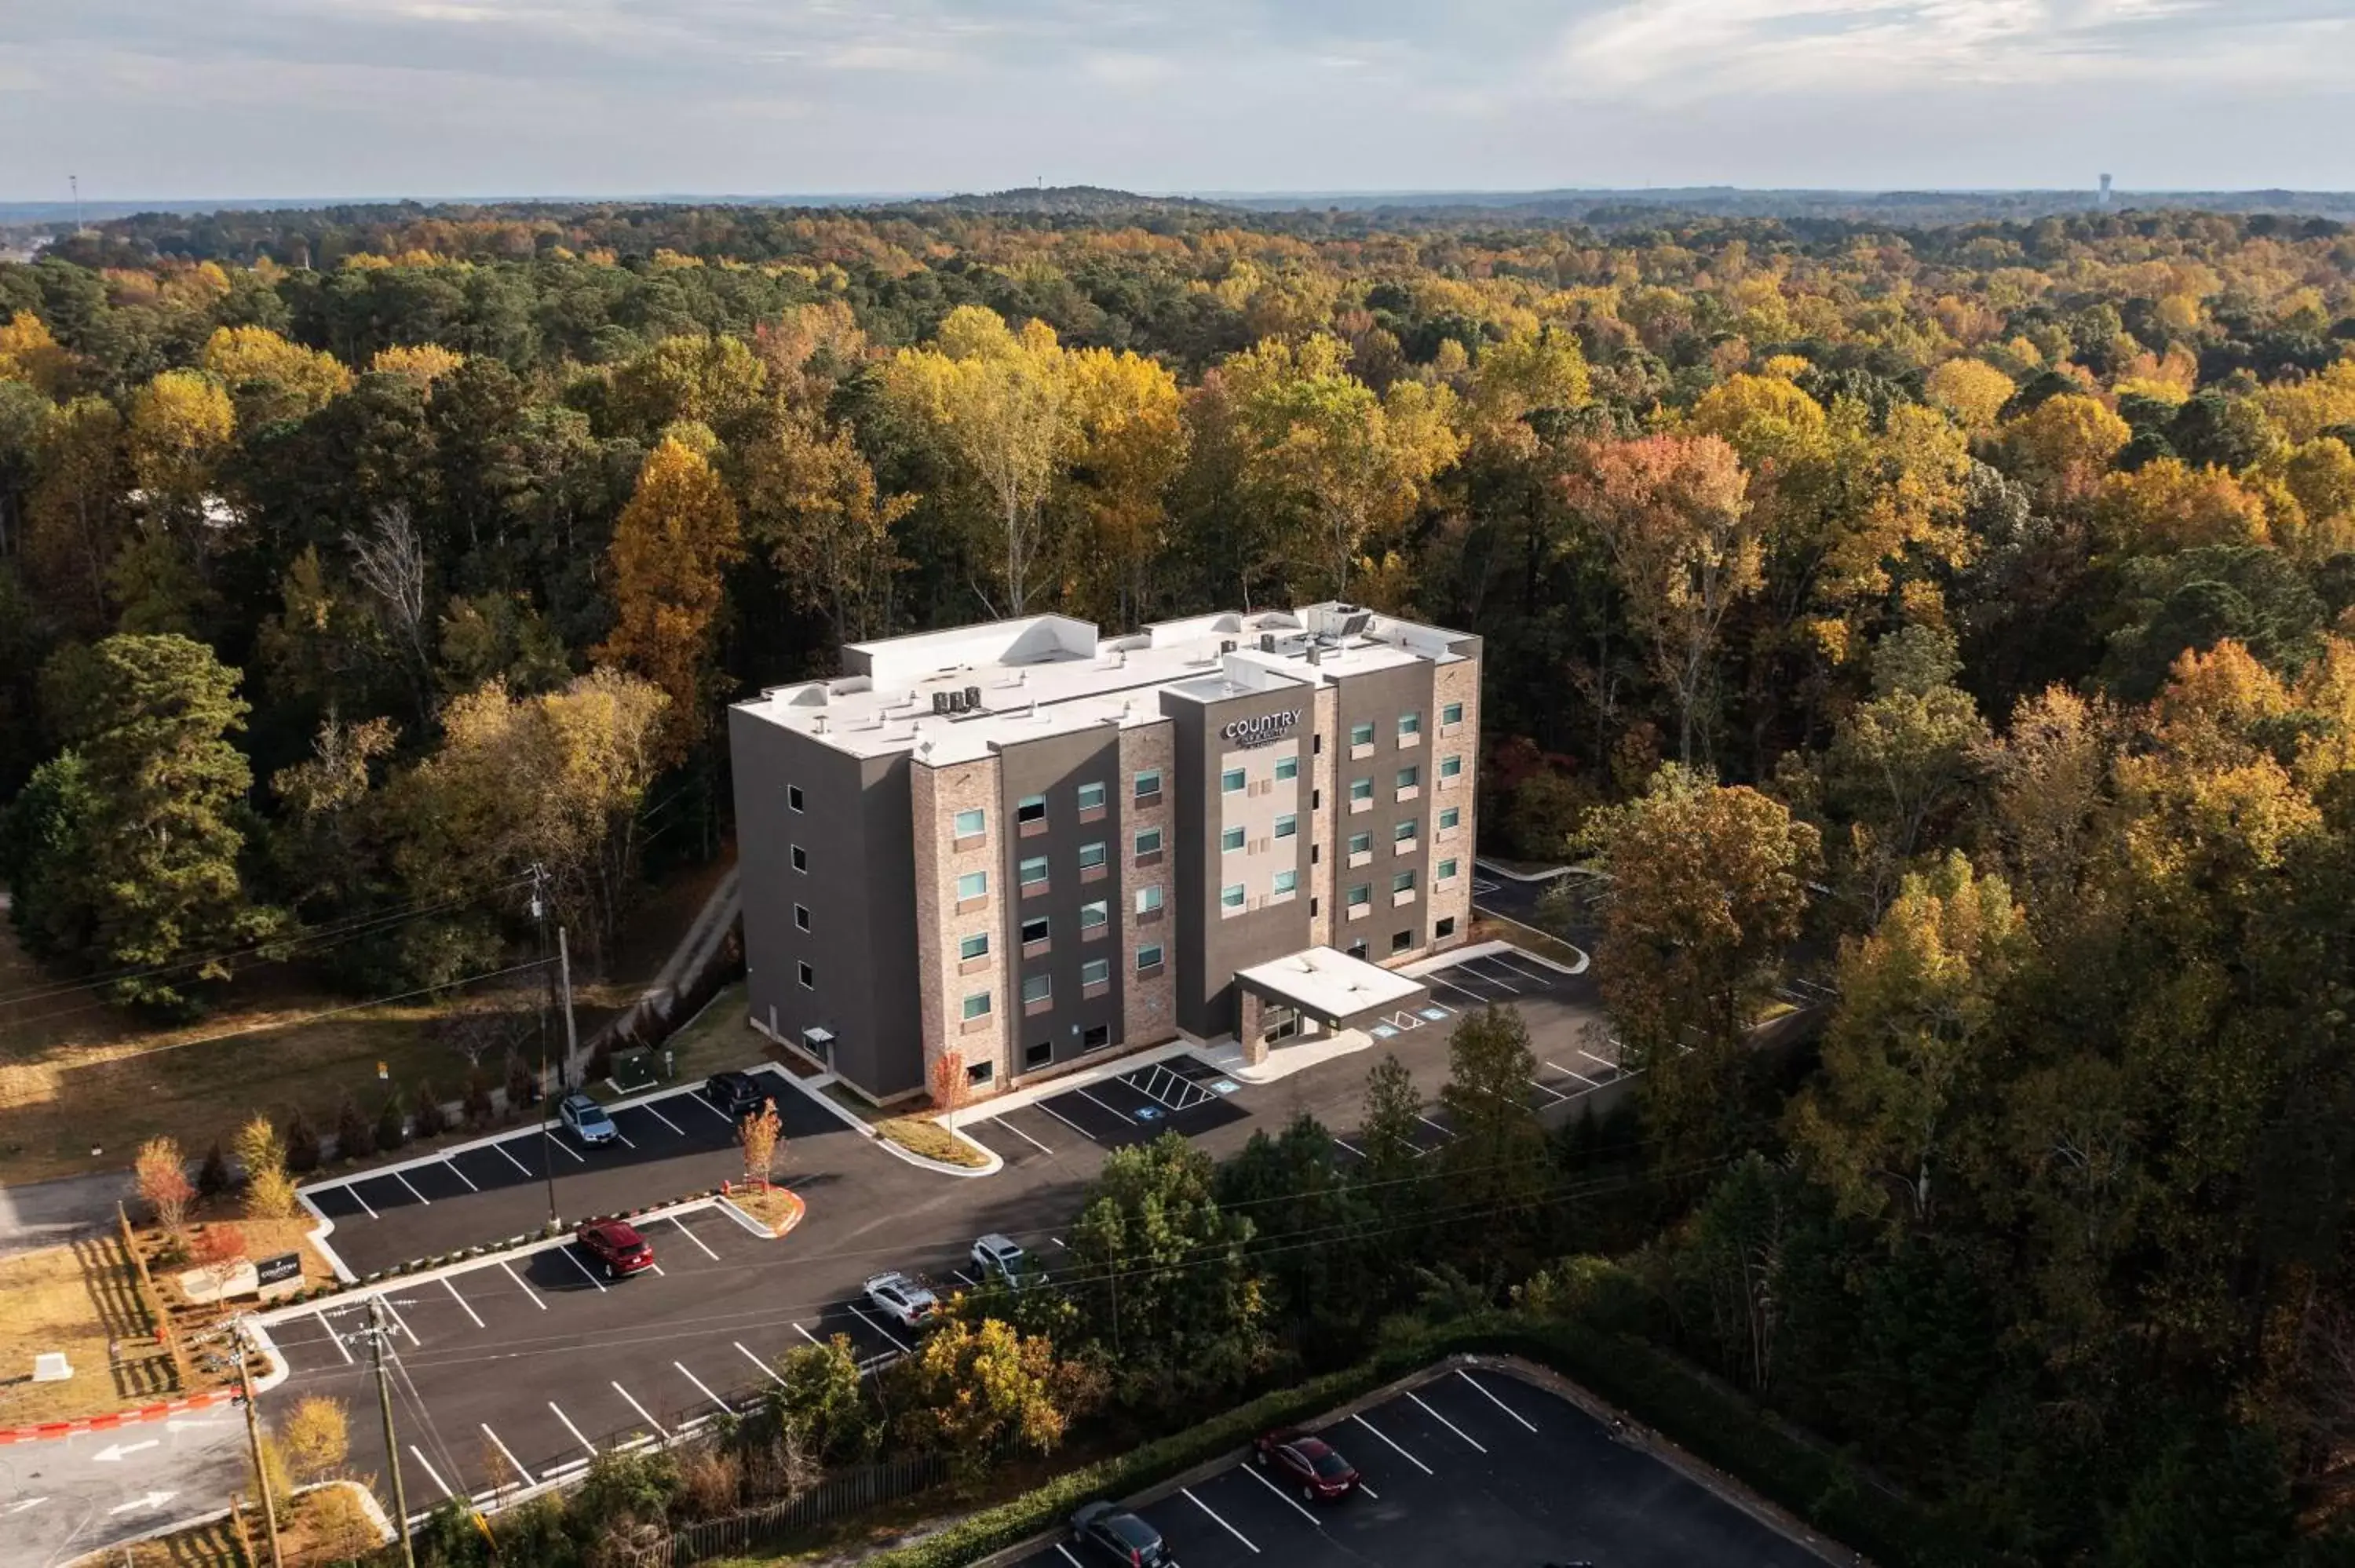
{"left": 232, "top": 1319, "right": 285, "bottom": 1568}
{"left": 367, "top": 1298, "right": 416, "bottom": 1568}
{"left": 557, "top": 925, "right": 579, "bottom": 1087}
{"left": 528, "top": 864, "right": 559, "bottom": 1235}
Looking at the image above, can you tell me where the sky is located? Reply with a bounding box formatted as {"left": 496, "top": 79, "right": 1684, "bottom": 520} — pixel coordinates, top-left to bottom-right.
{"left": 2, "top": 0, "right": 2352, "bottom": 202}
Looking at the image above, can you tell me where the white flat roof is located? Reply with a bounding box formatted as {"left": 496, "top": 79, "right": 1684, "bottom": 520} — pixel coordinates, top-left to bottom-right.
{"left": 1235, "top": 945, "right": 1428, "bottom": 1022}
{"left": 733, "top": 604, "right": 1473, "bottom": 766}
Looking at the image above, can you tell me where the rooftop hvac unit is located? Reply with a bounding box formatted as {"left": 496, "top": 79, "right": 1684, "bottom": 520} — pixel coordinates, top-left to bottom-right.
{"left": 1221, "top": 639, "right": 1237, "bottom": 654}
{"left": 1306, "top": 645, "right": 1322, "bottom": 666}
{"left": 932, "top": 691, "right": 951, "bottom": 714}
{"left": 1260, "top": 633, "right": 1276, "bottom": 652}
{"left": 1338, "top": 611, "right": 1373, "bottom": 636}
{"left": 948, "top": 691, "right": 967, "bottom": 713}
{"left": 965, "top": 685, "right": 983, "bottom": 709}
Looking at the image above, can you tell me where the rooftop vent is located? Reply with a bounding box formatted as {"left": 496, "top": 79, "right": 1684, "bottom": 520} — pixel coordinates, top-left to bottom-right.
{"left": 932, "top": 691, "right": 951, "bottom": 715}
{"left": 1260, "top": 633, "right": 1276, "bottom": 652}
{"left": 1221, "top": 639, "right": 1236, "bottom": 655}
{"left": 965, "top": 685, "right": 982, "bottom": 709}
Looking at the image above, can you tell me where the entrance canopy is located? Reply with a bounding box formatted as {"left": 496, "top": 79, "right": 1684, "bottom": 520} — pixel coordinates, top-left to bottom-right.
{"left": 1235, "top": 946, "right": 1428, "bottom": 1031}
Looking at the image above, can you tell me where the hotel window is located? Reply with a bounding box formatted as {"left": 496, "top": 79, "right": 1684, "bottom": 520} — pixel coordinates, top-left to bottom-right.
{"left": 1439, "top": 858, "right": 1459, "bottom": 881}
{"left": 1221, "top": 826, "right": 1246, "bottom": 853}
{"left": 798, "top": 961, "right": 814, "bottom": 989}
{"left": 953, "top": 807, "right": 986, "bottom": 839}
{"left": 1083, "top": 1023, "right": 1111, "bottom": 1051}
{"left": 1274, "top": 754, "right": 1298, "bottom": 781}
{"left": 968, "top": 1060, "right": 993, "bottom": 1086}
{"left": 790, "top": 844, "right": 807, "bottom": 872}
{"left": 957, "top": 870, "right": 988, "bottom": 901}
{"left": 1399, "top": 711, "right": 1421, "bottom": 738}
{"left": 1017, "top": 793, "right": 1048, "bottom": 826}
{"left": 1019, "top": 855, "right": 1049, "bottom": 888}
{"left": 1438, "top": 806, "right": 1461, "bottom": 831}
{"left": 1396, "top": 766, "right": 1420, "bottom": 793}
{"left": 1349, "top": 831, "right": 1372, "bottom": 859}
{"left": 1137, "top": 943, "right": 1165, "bottom": 972}
{"left": 1078, "top": 841, "right": 1108, "bottom": 870}
{"left": 1274, "top": 813, "right": 1297, "bottom": 839}
{"left": 1349, "top": 778, "right": 1373, "bottom": 804}
{"left": 1025, "top": 1039, "right": 1053, "bottom": 1068}
{"left": 1273, "top": 869, "right": 1298, "bottom": 895}
{"left": 794, "top": 903, "right": 811, "bottom": 932}
{"left": 1221, "top": 883, "right": 1246, "bottom": 910}
{"left": 1134, "top": 825, "right": 1163, "bottom": 857}
{"left": 1136, "top": 884, "right": 1164, "bottom": 914}
{"left": 1134, "top": 768, "right": 1163, "bottom": 801}
{"left": 1440, "top": 754, "right": 1462, "bottom": 779}
{"left": 1020, "top": 915, "right": 1050, "bottom": 946}
{"left": 958, "top": 932, "right": 990, "bottom": 961}
{"left": 1436, "top": 916, "right": 1456, "bottom": 939}
{"left": 1221, "top": 767, "right": 1246, "bottom": 793}
{"left": 1392, "top": 928, "right": 1414, "bottom": 954}
{"left": 1442, "top": 701, "right": 1464, "bottom": 726}
{"left": 787, "top": 785, "right": 805, "bottom": 812}
{"left": 1021, "top": 974, "right": 1052, "bottom": 1005}
{"left": 1080, "top": 899, "right": 1108, "bottom": 932}
{"left": 962, "top": 991, "right": 991, "bottom": 1020}
{"left": 1347, "top": 883, "right": 1371, "bottom": 909}
{"left": 1393, "top": 870, "right": 1417, "bottom": 894}
{"left": 1076, "top": 781, "right": 1106, "bottom": 812}
{"left": 1394, "top": 820, "right": 1416, "bottom": 844}
{"left": 1082, "top": 957, "right": 1111, "bottom": 987}
{"left": 1350, "top": 720, "right": 1375, "bottom": 746}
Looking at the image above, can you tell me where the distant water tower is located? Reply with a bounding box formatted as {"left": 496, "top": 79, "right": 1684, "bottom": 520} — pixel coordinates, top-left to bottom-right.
{"left": 2098, "top": 173, "right": 2113, "bottom": 207}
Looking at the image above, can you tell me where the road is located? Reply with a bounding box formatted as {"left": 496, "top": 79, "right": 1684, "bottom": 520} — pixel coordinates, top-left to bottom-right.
{"left": 9, "top": 1410, "right": 250, "bottom": 1568}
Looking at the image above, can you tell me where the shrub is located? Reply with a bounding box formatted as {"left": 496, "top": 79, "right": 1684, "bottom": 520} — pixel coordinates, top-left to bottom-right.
{"left": 504, "top": 1052, "right": 536, "bottom": 1118}
{"left": 196, "top": 1140, "right": 230, "bottom": 1198}
{"left": 412, "top": 1079, "right": 447, "bottom": 1140}
{"left": 281, "top": 1110, "right": 321, "bottom": 1175}
{"left": 134, "top": 1136, "right": 194, "bottom": 1239}
{"left": 463, "top": 1074, "right": 496, "bottom": 1129}
{"left": 376, "top": 1092, "right": 409, "bottom": 1153}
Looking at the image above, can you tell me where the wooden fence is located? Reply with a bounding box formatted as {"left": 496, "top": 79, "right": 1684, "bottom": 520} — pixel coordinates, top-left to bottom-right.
{"left": 625, "top": 1453, "right": 951, "bottom": 1568}
{"left": 116, "top": 1199, "right": 190, "bottom": 1387}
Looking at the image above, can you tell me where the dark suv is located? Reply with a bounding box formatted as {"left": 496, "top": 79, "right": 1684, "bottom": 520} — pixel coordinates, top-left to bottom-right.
{"left": 704, "top": 1070, "right": 770, "bottom": 1121}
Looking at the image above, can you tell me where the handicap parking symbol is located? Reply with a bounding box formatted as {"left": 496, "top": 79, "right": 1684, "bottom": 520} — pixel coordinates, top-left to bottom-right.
{"left": 1134, "top": 1106, "right": 1163, "bottom": 1121}
{"left": 1210, "top": 1080, "right": 1239, "bottom": 1095}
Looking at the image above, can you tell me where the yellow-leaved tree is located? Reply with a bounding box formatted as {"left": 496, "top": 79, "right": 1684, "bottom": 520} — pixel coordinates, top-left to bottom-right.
{"left": 0, "top": 312, "right": 75, "bottom": 397}
{"left": 1923, "top": 358, "right": 2017, "bottom": 434}
{"left": 126, "top": 369, "right": 236, "bottom": 512}
{"left": 596, "top": 436, "right": 743, "bottom": 767}
{"left": 200, "top": 326, "right": 353, "bottom": 427}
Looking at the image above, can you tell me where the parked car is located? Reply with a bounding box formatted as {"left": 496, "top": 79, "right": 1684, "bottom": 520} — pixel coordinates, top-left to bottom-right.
{"left": 970, "top": 1232, "right": 1030, "bottom": 1285}
{"left": 576, "top": 1220, "right": 655, "bottom": 1279}
{"left": 705, "top": 1070, "right": 769, "bottom": 1121}
{"left": 1253, "top": 1427, "right": 1360, "bottom": 1501}
{"left": 1069, "top": 1502, "right": 1170, "bottom": 1567}
{"left": 558, "top": 1092, "right": 619, "bottom": 1146}
{"left": 863, "top": 1271, "right": 940, "bottom": 1328}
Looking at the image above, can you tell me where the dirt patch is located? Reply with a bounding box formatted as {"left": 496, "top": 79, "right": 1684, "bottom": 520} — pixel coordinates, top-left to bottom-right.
{"left": 0, "top": 1235, "right": 180, "bottom": 1426}
{"left": 723, "top": 1184, "right": 805, "bottom": 1236}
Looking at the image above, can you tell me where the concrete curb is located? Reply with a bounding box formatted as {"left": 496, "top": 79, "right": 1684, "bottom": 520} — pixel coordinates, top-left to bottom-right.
{"left": 0, "top": 1386, "right": 241, "bottom": 1446}
{"left": 1472, "top": 858, "right": 1575, "bottom": 883}
{"left": 1404, "top": 934, "right": 1590, "bottom": 979}
{"left": 767, "top": 1067, "right": 1003, "bottom": 1180}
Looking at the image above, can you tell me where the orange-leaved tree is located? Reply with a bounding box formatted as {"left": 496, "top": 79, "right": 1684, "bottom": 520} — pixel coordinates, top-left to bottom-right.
{"left": 929, "top": 1046, "right": 969, "bottom": 1129}
{"left": 596, "top": 435, "right": 743, "bottom": 766}
{"left": 135, "top": 1136, "right": 195, "bottom": 1245}
{"left": 737, "top": 1099, "right": 783, "bottom": 1188}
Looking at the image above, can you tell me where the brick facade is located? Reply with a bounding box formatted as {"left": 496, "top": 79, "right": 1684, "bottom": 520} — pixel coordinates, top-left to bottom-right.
{"left": 911, "top": 756, "right": 1008, "bottom": 1097}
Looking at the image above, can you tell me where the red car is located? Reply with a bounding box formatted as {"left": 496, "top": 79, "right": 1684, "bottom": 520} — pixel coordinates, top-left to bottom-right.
{"left": 577, "top": 1220, "right": 655, "bottom": 1279}
{"left": 1254, "top": 1427, "right": 1360, "bottom": 1501}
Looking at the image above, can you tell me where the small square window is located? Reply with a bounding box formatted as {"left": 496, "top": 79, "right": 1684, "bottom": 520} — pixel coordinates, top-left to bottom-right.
{"left": 1080, "top": 899, "right": 1108, "bottom": 929}
{"left": 1019, "top": 855, "right": 1049, "bottom": 887}
{"left": 1347, "top": 884, "right": 1371, "bottom": 908}
{"left": 1136, "top": 884, "right": 1163, "bottom": 913}
{"left": 798, "top": 961, "right": 815, "bottom": 989}
{"left": 967, "top": 1060, "right": 993, "bottom": 1085}
{"left": 1021, "top": 974, "right": 1052, "bottom": 1005}
{"left": 1440, "top": 754, "right": 1462, "bottom": 779}
{"left": 1135, "top": 826, "right": 1163, "bottom": 856}
{"left": 1021, "top": 915, "right": 1050, "bottom": 944}
{"left": 1392, "top": 870, "right": 1417, "bottom": 893}
{"left": 954, "top": 807, "right": 986, "bottom": 837}
{"left": 1439, "top": 806, "right": 1461, "bottom": 830}
{"left": 1017, "top": 794, "right": 1047, "bottom": 825}
{"left": 1221, "top": 883, "right": 1246, "bottom": 910}
{"left": 1274, "top": 755, "right": 1298, "bottom": 781}
{"left": 1439, "top": 858, "right": 1459, "bottom": 880}
{"left": 1274, "top": 814, "right": 1297, "bottom": 839}
{"left": 1134, "top": 768, "right": 1163, "bottom": 800}
{"left": 1348, "top": 939, "right": 1367, "bottom": 958}
{"left": 1136, "top": 943, "right": 1165, "bottom": 972}
{"left": 790, "top": 844, "right": 808, "bottom": 873}
{"left": 1083, "top": 1023, "right": 1111, "bottom": 1051}
{"left": 1392, "top": 928, "right": 1413, "bottom": 954}
{"left": 1079, "top": 841, "right": 1108, "bottom": 870}
{"left": 959, "top": 932, "right": 990, "bottom": 961}
{"left": 1396, "top": 766, "right": 1420, "bottom": 792}
{"left": 1442, "top": 702, "right": 1464, "bottom": 726}
{"left": 962, "top": 990, "right": 991, "bottom": 1020}
{"left": 1221, "top": 826, "right": 1246, "bottom": 853}
{"left": 1077, "top": 780, "right": 1106, "bottom": 811}
{"left": 1348, "top": 831, "right": 1371, "bottom": 855}
{"left": 1349, "top": 779, "right": 1373, "bottom": 802}
{"left": 1082, "top": 957, "right": 1111, "bottom": 986}
{"left": 1221, "top": 768, "right": 1246, "bottom": 793}
{"left": 1399, "top": 712, "right": 1421, "bottom": 737}
{"left": 1394, "top": 820, "right": 1416, "bottom": 843}
{"left": 1273, "top": 869, "right": 1298, "bottom": 895}
{"left": 957, "top": 870, "right": 988, "bottom": 901}
{"left": 1436, "top": 916, "right": 1456, "bottom": 939}
{"left": 1025, "top": 1039, "right": 1053, "bottom": 1068}
{"left": 794, "top": 903, "right": 811, "bottom": 932}
{"left": 788, "top": 785, "right": 805, "bottom": 812}
{"left": 1349, "top": 720, "right": 1375, "bottom": 746}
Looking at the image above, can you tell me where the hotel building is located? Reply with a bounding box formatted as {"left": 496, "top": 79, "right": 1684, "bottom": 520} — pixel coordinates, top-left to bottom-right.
{"left": 727, "top": 603, "right": 1481, "bottom": 1104}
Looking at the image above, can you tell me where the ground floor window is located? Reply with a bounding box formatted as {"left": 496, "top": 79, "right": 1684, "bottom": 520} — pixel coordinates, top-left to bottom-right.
{"left": 966, "top": 1059, "right": 993, "bottom": 1085}
{"left": 1392, "top": 928, "right": 1414, "bottom": 954}
{"left": 1025, "top": 1039, "right": 1053, "bottom": 1068}
{"left": 1265, "top": 1007, "right": 1300, "bottom": 1043}
{"left": 1083, "top": 1023, "right": 1111, "bottom": 1051}
{"left": 1435, "top": 916, "right": 1455, "bottom": 939}
{"left": 1347, "top": 939, "right": 1367, "bottom": 959}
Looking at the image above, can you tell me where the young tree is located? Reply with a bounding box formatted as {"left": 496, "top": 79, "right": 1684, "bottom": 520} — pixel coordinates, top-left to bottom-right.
{"left": 928, "top": 1047, "right": 969, "bottom": 1131}
{"left": 134, "top": 1136, "right": 195, "bottom": 1243}
{"left": 236, "top": 1114, "right": 298, "bottom": 1220}
{"left": 1566, "top": 433, "right": 1760, "bottom": 764}
{"left": 595, "top": 436, "right": 743, "bottom": 766}
{"left": 737, "top": 1098, "right": 783, "bottom": 1187}
{"left": 1356, "top": 1052, "right": 1424, "bottom": 1193}
{"left": 1437, "top": 1006, "right": 1549, "bottom": 1220}
{"left": 276, "top": 1395, "right": 351, "bottom": 1482}
{"left": 772, "top": 1334, "right": 871, "bottom": 1464}
{"left": 884, "top": 1317, "right": 1105, "bottom": 1479}
{"left": 193, "top": 1222, "right": 249, "bottom": 1293}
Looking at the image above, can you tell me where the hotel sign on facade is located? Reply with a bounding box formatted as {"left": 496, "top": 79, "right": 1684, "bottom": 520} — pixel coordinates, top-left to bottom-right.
{"left": 1221, "top": 709, "right": 1302, "bottom": 748}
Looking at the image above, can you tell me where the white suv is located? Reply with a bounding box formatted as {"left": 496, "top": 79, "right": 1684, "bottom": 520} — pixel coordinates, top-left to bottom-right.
{"left": 863, "top": 1271, "right": 939, "bottom": 1328}
{"left": 970, "top": 1233, "right": 1030, "bottom": 1285}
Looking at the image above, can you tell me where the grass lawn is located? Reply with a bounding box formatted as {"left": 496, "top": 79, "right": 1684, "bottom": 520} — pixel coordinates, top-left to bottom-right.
{"left": 652, "top": 979, "right": 761, "bottom": 1085}
{"left": 0, "top": 1234, "right": 178, "bottom": 1426}
{"left": 817, "top": 1083, "right": 990, "bottom": 1169}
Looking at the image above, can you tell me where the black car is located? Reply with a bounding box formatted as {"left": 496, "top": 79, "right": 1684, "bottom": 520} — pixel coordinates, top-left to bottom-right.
{"left": 704, "top": 1070, "right": 769, "bottom": 1121}
{"left": 1070, "top": 1501, "right": 1170, "bottom": 1567}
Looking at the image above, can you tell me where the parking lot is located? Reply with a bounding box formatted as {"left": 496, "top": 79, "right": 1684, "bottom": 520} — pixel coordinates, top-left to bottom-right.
{"left": 1014, "top": 1362, "right": 1835, "bottom": 1568}
{"left": 298, "top": 1068, "right": 812, "bottom": 1277}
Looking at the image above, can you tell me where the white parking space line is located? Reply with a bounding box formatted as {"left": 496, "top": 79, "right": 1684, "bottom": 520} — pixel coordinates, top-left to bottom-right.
{"left": 1526, "top": 1076, "right": 1569, "bottom": 1105}
{"left": 1489, "top": 954, "right": 1557, "bottom": 986}
{"left": 1352, "top": 1412, "right": 1433, "bottom": 1474}
{"left": 648, "top": 1262, "right": 667, "bottom": 1277}
{"left": 694, "top": 1093, "right": 735, "bottom": 1125}
{"left": 951, "top": 1268, "right": 977, "bottom": 1286}
{"left": 792, "top": 1323, "right": 823, "bottom": 1348}
{"left": 500, "top": 1259, "right": 547, "bottom": 1310}
{"left": 558, "top": 1245, "right": 609, "bottom": 1293}
{"left": 1578, "top": 1048, "right": 1619, "bottom": 1072}
{"left": 440, "top": 1158, "right": 479, "bottom": 1192}
{"left": 480, "top": 1424, "right": 529, "bottom": 1487}
{"left": 317, "top": 1310, "right": 354, "bottom": 1363}
{"left": 1456, "top": 1369, "right": 1540, "bottom": 1432}
{"left": 1072, "top": 1085, "right": 1132, "bottom": 1123}
{"left": 1360, "top": 1480, "right": 1380, "bottom": 1499}
{"left": 674, "top": 1360, "right": 729, "bottom": 1413}
{"left": 544, "top": 1129, "right": 587, "bottom": 1164}
{"left": 995, "top": 1116, "right": 1054, "bottom": 1155}
{"left": 548, "top": 1401, "right": 596, "bottom": 1460}
{"left": 380, "top": 1297, "right": 422, "bottom": 1347}
{"left": 1415, "top": 1114, "right": 1452, "bottom": 1138}
{"left": 1033, "top": 1099, "right": 1098, "bottom": 1142}
{"left": 441, "top": 1276, "right": 485, "bottom": 1329}
{"left": 408, "top": 1444, "right": 455, "bottom": 1500}
{"left": 848, "top": 1303, "right": 912, "bottom": 1354}
{"left": 1425, "top": 976, "right": 1488, "bottom": 1005}
{"left": 641, "top": 1100, "right": 686, "bottom": 1137}
{"left": 737, "top": 1341, "right": 787, "bottom": 1385}
{"left": 344, "top": 1185, "right": 379, "bottom": 1221}
{"left": 392, "top": 1170, "right": 432, "bottom": 1206}
{"left": 1183, "top": 1486, "right": 1259, "bottom": 1552}
{"left": 1242, "top": 1460, "right": 1321, "bottom": 1523}
{"left": 1546, "top": 1059, "right": 1601, "bottom": 1088}
{"left": 1333, "top": 1136, "right": 1367, "bottom": 1159}
{"left": 668, "top": 1213, "right": 721, "bottom": 1261}
{"left": 1054, "top": 1546, "right": 1086, "bottom": 1568}
{"left": 1408, "top": 1391, "right": 1487, "bottom": 1453}
{"left": 491, "top": 1140, "right": 534, "bottom": 1177}
{"left": 613, "top": 1380, "right": 669, "bottom": 1438}
{"left": 1462, "top": 962, "right": 1521, "bottom": 994}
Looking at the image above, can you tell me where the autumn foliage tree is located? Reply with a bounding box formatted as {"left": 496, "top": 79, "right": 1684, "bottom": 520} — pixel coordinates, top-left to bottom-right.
{"left": 882, "top": 1317, "right": 1105, "bottom": 1480}
{"left": 596, "top": 436, "right": 743, "bottom": 766}
{"left": 736, "top": 1098, "right": 783, "bottom": 1188}
{"left": 134, "top": 1136, "right": 195, "bottom": 1244}
{"left": 929, "top": 1046, "right": 969, "bottom": 1128}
